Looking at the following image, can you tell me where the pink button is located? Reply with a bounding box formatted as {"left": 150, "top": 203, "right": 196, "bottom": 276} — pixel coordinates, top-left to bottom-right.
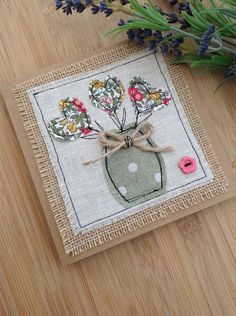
{"left": 179, "top": 156, "right": 197, "bottom": 174}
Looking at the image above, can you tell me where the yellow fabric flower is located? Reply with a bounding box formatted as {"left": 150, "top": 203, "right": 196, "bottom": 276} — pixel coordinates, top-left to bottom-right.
{"left": 120, "top": 94, "right": 125, "bottom": 101}
{"left": 148, "top": 91, "right": 161, "bottom": 100}
{"left": 59, "top": 99, "right": 69, "bottom": 109}
{"left": 92, "top": 80, "right": 104, "bottom": 89}
{"left": 60, "top": 118, "right": 67, "bottom": 126}
{"left": 67, "top": 122, "right": 77, "bottom": 133}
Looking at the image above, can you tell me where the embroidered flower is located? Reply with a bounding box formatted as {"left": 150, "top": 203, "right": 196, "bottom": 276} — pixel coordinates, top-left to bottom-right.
{"left": 163, "top": 98, "right": 170, "bottom": 105}
{"left": 133, "top": 91, "right": 144, "bottom": 101}
{"left": 100, "top": 96, "right": 105, "bottom": 103}
{"left": 91, "top": 80, "right": 105, "bottom": 89}
{"left": 68, "top": 122, "right": 78, "bottom": 133}
{"left": 120, "top": 83, "right": 125, "bottom": 90}
{"left": 72, "top": 98, "right": 87, "bottom": 112}
{"left": 106, "top": 97, "right": 112, "bottom": 104}
{"left": 128, "top": 86, "right": 139, "bottom": 98}
{"left": 179, "top": 156, "right": 197, "bottom": 174}
{"left": 60, "top": 118, "right": 67, "bottom": 126}
{"left": 105, "top": 108, "right": 113, "bottom": 114}
{"left": 80, "top": 127, "right": 91, "bottom": 135}
{"left": 59, "top": 99, "right": 69, "bottom": 109}
{"left": 148, "top": 91, "right": 161, "bottom": 100}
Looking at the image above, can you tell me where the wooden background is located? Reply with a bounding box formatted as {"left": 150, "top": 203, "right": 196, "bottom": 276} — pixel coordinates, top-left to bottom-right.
{"left": 0, "top": 1, "right": 235, "bottom": 315}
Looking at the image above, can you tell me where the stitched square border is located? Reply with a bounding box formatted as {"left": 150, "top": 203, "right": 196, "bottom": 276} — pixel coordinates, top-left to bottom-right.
{"left": 13, "top": 44, "right": 228, "bottom": 256}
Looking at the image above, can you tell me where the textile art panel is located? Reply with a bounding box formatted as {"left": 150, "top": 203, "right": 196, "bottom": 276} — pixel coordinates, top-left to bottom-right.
{"left": 28, "top": 51, "right": 213, "bottom": 235}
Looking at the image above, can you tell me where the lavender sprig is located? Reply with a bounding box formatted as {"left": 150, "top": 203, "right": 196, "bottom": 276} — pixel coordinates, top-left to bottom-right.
{"left": 55, "top": 0, "right": 236, "bottom": 82}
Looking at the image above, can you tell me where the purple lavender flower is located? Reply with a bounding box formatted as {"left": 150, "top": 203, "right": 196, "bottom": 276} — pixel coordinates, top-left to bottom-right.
{"left": 91, "top": 4, "right": 99, "bottom": 14}
{"left": 179, "top": 18, "right": 190, "bottom": 29}
{"left": 134, "top": 34, "right": 144, "bottom": 45}
{"left": 118, "top": 19, "right": 125, "bottom": 26}
{"left": 120, "top": 0, "right": 129, "bottom": 5}
{"left": 166, "top": 12, "right": 178, "bottom": 23}
{"left": 144, "top": 29, "right": 152, "bottom": 37}
{"left": 168, "top": 0, "right": 178, "bottom": 6}
{"left": 104, "top": 8, "right": 113, "bottom": 16}
{"left": 155, "top": 31, "right": 164, "bottom": 44}
{"left": 224, "top": 62, "right": 236, "bottom": 79}
{"left": 126, "top": 29, "right": 135, "bottom": 40}
{"left": 178, "top": 1, "right": 192, "bottom": 16}
{"left": 174, "top": 48, "right": 182, "bottom": 57}
{"left": 55, "top": 0, "right": 63, "bottom": 9}
{"left": 147, "top": 40, "right": 157, "bottom": 51}
{"left": 99, "top": 1, "right": 107, "bottom": 12}
{"left": 74, "top": 2, "right": 86, "bottom": 13}
{"left": 197, "top": 25, "right": 215, "bottom": 56}
{"left": 172, "top": 38, "right": 183, "bottom": 48}
{"left": 160, "top": 44, "right": 169, "bottom": 54}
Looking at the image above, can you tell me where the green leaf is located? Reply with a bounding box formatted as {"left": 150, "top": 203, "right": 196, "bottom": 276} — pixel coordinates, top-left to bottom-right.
{"left": 220, "top": 8, "right": 236, "bottom": 19}
{"left": 129, "top": 0, "right": 168, "bottom": 25}
{"left": 220, "top": 0, "right": 236, "bottom": 6}
{"left": 211, "top": 55, "right": 233, "bottom": 65}
{"left": 181, "top": 12, "right": 209, "bottom": 31}
{"left": 107, "top": 18, "right": 169, "bottom": 37}
{"left": 190, "top": 60, "right": 226, "bottom": 67}
{"left": 189, "top": 3, "right": 209, "bottom": 25}
{"left": 172, "top": 53, "right": 233, "bottom": 69}
{"left": 172, "top": 53, "right": 206, "bottom": 64}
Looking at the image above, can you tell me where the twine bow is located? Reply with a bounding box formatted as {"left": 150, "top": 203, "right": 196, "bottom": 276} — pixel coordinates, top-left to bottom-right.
{"left": 83, "top": 121, "right": 173, "bottom": 165}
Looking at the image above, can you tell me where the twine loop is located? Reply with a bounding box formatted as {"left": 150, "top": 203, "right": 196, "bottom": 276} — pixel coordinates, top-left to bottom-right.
{"left": 83, "top": 122, "right": 173, "bottom": 165}
{"left": 124, "top": 135, "right": 133, "bottom": 148}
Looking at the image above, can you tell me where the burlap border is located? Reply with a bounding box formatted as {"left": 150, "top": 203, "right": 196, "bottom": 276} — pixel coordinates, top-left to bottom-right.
{"left": 12, "top": 43, "right": 228, "bottom": 256}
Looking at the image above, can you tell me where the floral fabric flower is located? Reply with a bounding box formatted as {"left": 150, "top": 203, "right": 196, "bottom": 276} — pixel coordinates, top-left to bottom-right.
{"left": 129, "top": 76, "right": 171, "bottom": 114}
{"left": 89, "top": 76, "right": 125, "bottom": 114}
{"left": 48, "top": 97, "right": 91, "bottom": 141}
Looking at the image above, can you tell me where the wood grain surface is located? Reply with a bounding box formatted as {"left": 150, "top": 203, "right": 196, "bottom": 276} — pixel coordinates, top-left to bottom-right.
{"left": 0, "top": 1, "right": 235, "bottom": 315}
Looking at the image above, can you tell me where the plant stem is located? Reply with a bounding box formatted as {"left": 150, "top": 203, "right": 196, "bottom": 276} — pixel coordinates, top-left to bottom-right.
{"left": 222, "top": 38, "right": 236, "bottom": 48}
{"left": 221, "top": 45, "right": 236, "bottom": 54}
{"left": 116, "top": 5, "right": 135, "bottom": 16}
{"left": 170, "top": 26, "right": 236, "bottom": 54}
{"left": 170, "top": 26, "right": 202, "bottom": 40}
{"left": 110, "top": 2, "right": 236, "bottom": 55}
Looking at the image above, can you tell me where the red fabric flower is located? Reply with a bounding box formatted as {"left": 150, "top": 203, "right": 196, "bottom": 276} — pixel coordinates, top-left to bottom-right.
{"left": 133, "top": 92, "right": 144, "bottom": 101}
{"left": 80, "top": 127, "right": 91, "bottom": 135}
{"left": 128, "top": 87, "right": 139, "bottom": 97}
{"left": 163, "top": 98, "right": 170, "bottom": 105}
{"left": 72, "top": 98, "right": 87, "bottom": 113}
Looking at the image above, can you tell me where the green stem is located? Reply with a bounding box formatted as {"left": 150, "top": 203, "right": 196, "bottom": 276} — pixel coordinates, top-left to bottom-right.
{"left": 222, "top": 38, "right": 236, "bottom": 48}
{"left": 221, "top": 45, "right": 236, "bottom": 54}
{"left": 170, "top": 26, "right": 236, "bottom": 54}
{"left": 109, "top": 2, "right": 236, "bottom": 55}
{"left": 114, "top": 5, "right": 135, "bottom": 16}
{"left": 170, "top": 26, "right": 202, "bottom": 40}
